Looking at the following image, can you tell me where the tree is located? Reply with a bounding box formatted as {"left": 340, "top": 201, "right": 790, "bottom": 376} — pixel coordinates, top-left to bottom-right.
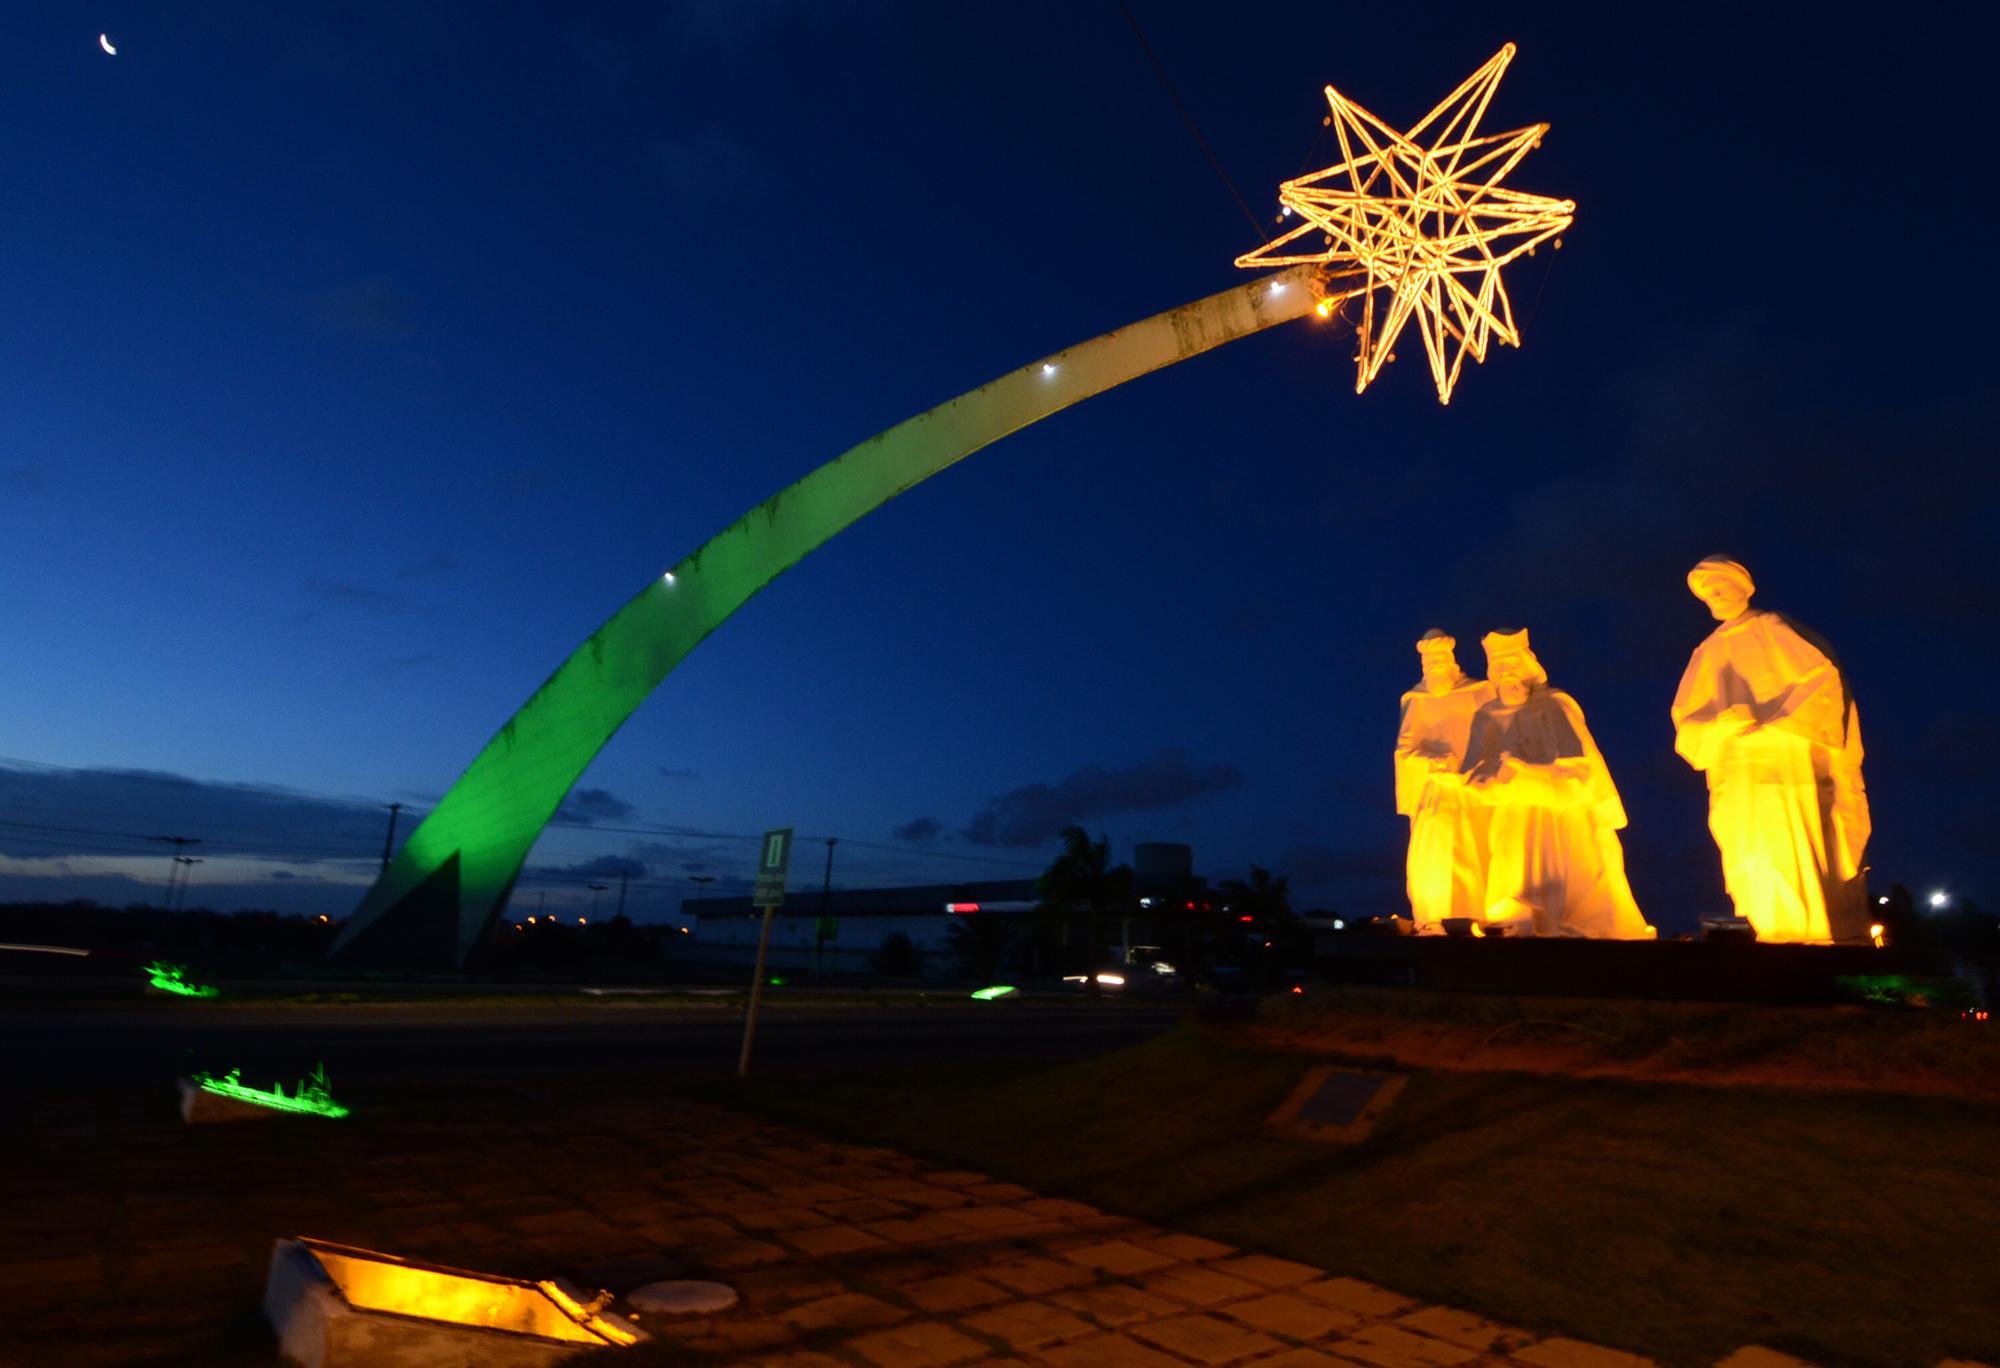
{"left": 1035, "top": 826, "right": 1134, "bottom": 994}
{"left": 1215, "top": 864, "right": 1305, "bottom": 987}
{"left": 943, "top": 913, "right": 1009, "bottom": 982}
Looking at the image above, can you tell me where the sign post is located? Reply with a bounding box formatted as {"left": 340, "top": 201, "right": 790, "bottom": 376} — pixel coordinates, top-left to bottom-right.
{"left": 738, "top": 826, "right": 792, "bottom": 1077}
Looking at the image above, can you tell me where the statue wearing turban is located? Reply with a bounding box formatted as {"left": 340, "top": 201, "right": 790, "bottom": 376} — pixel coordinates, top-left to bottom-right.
{"left": 1395, "top": 630, "right": 1497, "bottom": 929}
{"left": 1672, "top": 557, "right": 1870, "bottom": 943}
{"left": 1460, "top": 629, "right": 1654, "bottom": 938}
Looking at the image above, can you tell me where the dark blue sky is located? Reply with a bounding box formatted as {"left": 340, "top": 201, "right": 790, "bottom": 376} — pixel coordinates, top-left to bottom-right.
{"left": 3, "top": 3, "right": 1994, "bottom": 928}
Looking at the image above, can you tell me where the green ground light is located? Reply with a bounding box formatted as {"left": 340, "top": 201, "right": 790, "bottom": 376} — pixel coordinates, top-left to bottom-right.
{"left": 192, "top": 1064, "right": 350, "bottom": 1119}
{"left": 145, "top": 961, "right": 219, "bottom": 998}
{"left": 969, "top": 985, "right": 1017, "bottom": 1001}
{"left": 331, "top": 267, "right": 1317, "bottom": 968}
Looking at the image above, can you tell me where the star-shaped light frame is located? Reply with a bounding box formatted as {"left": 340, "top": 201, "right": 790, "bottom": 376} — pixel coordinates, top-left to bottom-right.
{"left": 1238, "top": 43, "right": 1574, "bottom": 405}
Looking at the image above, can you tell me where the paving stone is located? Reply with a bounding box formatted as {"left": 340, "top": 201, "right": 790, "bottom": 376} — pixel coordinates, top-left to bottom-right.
{"left": 1329, "top": 1323, "right": 1483, "bottom": 1368}
{"left": 1398, "top": 1305, "right": 1535, "bottom": 1354}
{"left": 683, "top": 1235, "right": 791, "bottom": 1270}
{"left": 1299, "top": 1276, "right": 1419, "bottom": 1320}
{"left": 823, "top": 1196, "right": 917, "bottom": 1222}
{"left": 963, "top": 1181, "right": 1036, "bottom": 1202}
{"left": 0, "top": 1255, "right": 104, "bottom": 1290}
{"left": 1713, "top": 1351, "right": 1819, "bottom": 1368}
{"left": 1255, "top": 1351, "right": 1368, "bottom": 1368}
{"left": 1061, "top": 1240, "right": 1181, "bottom": 1276}
{"left": 739, "top": 1204, "right": 837, "bottom": 1233}
{"left": 1037, "top": 1333, "right": 1208, "bottom": 1368}
{"left": 784, "top": 1223, "right": 892, "bottom": 1257}
{"left": 1215, "top": 1252, "right": 1323, "bottom": 1288}
{"left": 1140, "top": 1263, "right": 1265, "bottom": 1308}
{"left": 1138, "top": 1232, "right": 1239, "bottom": 1263}
{"left": 680, "top": 1318, "right": 797, "bottom": 1355}
{"left": 779, "top": 1291, "right": 912, "bottom": 1333}
{"left": 896, "top": 1186, "right": 980, "bottom": 1211}
{"left": 1512, "top": 1337, "right": 1659, "bottom": 1368}
{"left": 1051, "top": 1282, "right": 1186, "bottom": 1329}
{"left": 1933, "top": 1361, "right": 2000, "bottom": 1368}
{"left": 960, "top": 1298, "right": 1099, "bottom": 1351}
{"left": 938, "top": 1204, "right": 1043, "bottom": 1234}
{"left": 848, "top": 1319, "right": 994, "bottom": 1368}
{"left": 1222, "top": 1290, "right": 1363, "bottom": 1339}
{"left": 867, "top": 1211, "right": 984, "bottom": 1245}
{"left": 904, "top": 1274, "right": 1014, "bottom": 1313}
{"left": 1019, "top": 1196, "right": 1106, "bottom": 1222}
{"left": 1131, "top": 1312, "right": 1287, "bottom": 1365}
{"left": 986, "top": 1254, "right": 1098, "bottom": 1295}
{"left": 924, "top": 1170, "right": 992, "bottom": 1187}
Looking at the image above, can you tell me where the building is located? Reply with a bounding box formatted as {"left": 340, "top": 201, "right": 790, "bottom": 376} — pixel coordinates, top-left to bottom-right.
{"left": 681, "top": 843, "right": 1209, "bottom": 980}
{"left": 683, "top": 879, "right": 1038, "bottom": 978}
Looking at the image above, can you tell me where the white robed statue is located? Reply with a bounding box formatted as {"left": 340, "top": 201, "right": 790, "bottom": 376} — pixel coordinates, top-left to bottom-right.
{"left": 1395, "top": 629, "right": 1496, "bottom": 929}
{"left": 1460, "top": 629, "right": 1653, "bottom": 939}
{"left": 1671, "top": 556, "right": 1870, "bottom": 943}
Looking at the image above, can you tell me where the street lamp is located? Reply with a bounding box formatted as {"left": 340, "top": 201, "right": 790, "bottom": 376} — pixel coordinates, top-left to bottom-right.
{"left": 1929, "top": 890, "right": 1951, "bottom": 909}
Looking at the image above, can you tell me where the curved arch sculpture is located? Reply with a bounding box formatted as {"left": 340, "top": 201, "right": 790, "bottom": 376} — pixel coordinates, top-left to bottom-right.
{"left": 333, "top": 266, "right": 1318, "bottom": 966}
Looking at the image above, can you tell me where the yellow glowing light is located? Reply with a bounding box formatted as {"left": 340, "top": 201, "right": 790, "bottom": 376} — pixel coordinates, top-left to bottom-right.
{"left": 298, "top": 1239, "right": 638, "bottom": 1346}
{"left": 1236, "top": 43, "right": 1574, "bottom": 405}
{"left": 1869, "top": 923, "right": 1886, "bottom": 948}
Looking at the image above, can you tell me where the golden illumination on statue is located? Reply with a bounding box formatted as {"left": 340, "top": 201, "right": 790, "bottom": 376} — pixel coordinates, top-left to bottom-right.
{"left": 1460, "top": 630, "right": 1653, "bottom": 938}
{"left": 1396, "top": 630, "right": 1496, "bottom": 930}
{"left": 1671, "top": 557, "right": 1871, "bottom": 943}
{"left": 1235, "top": 43, "right": 1575, "bottom": 405}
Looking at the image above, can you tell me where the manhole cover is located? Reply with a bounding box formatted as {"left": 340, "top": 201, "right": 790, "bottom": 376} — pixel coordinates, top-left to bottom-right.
{"left": 627, "top": 1280, "right": 738, "bottom": 1315}
{"left": 1268, "top": 1066, "right": 1405, "bottom": 1142}
{"left": 1296, "top": 1070, "right": 1389, "bottom": 1126}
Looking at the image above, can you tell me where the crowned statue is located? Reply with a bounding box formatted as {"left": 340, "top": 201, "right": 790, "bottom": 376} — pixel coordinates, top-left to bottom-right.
{"left": 1671, "top": 557, "right": 1870, "bottom": 942}
{"left": 1461, "top": 629, "right": 1654, "bottom": 938}
{"left": 1395, "top": 630, "right": 1498, "bottom": 930}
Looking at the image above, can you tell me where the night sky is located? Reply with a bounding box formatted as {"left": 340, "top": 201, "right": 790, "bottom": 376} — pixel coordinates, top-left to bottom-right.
{"left": 3, "top": 3, "right": 1994, "bottom": 930}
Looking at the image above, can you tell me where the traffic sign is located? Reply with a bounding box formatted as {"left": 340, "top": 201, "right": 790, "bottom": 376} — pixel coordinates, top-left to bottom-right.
{"left": 753, "top": 827, "right": 793, "bottom": 908}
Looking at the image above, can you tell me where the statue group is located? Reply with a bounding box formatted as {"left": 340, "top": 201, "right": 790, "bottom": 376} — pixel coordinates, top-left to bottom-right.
{"left": 1395, "top": 557, "right": 1870, "bottom": 943}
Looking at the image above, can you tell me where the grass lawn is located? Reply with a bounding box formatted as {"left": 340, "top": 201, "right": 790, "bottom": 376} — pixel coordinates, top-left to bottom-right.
{"left": 709, "top": 1019, "right": 2000, "bottom": 1368}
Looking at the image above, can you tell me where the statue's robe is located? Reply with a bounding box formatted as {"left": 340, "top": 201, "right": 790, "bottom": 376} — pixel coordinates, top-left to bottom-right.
{"left": 1462, "top": 688, "right": 1654, "bottom": 939}
{"left": 1395, "top": 676, "right": 1497, "bottom": 927}
{"left": 1671, "top": 609, "right": 1870, "bottom": 943}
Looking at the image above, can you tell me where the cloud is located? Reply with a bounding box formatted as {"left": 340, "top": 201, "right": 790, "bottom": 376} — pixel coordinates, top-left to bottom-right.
{"left": 553, "top": 788, "right": 638, "bottom": 826}
{"left": 0, "top": 762, "right": 407, "bottom": 869}
{"left": 303, "top": 579, "right": 407, "bottom": 612}
{"left": 893, "top": 816, "right": 944, "bottom": 844}
{"left": 961, "top": 749, "right": 1243, "bottom": 848}
{"left": 539, "top": 854, "right": 648, "bottom": 881}
{"left": 657, "top": 767, "right": 700, "bottom": 781}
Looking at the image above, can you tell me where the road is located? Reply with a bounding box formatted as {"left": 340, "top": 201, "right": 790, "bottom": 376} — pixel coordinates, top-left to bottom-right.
{"left": 1, "top": 995, "right": 1188, "bottom": 1091}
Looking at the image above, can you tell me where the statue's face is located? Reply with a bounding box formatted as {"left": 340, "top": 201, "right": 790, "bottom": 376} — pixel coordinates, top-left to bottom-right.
{"left": 1486, "top": 650, "right": 1534, "bottom": 703}
{"left": 1420, "top": 651, "right": 1460, "bottom": 691}
{"left": 1690, "top": 574, "right": 1751, "bottom": 622}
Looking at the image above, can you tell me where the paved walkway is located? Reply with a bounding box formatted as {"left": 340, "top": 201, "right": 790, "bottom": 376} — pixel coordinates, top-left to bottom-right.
{"left": 0, "top": 1080, "right": 1985, "bottom": 1368}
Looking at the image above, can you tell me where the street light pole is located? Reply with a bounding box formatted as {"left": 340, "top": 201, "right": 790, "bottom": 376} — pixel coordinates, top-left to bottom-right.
{"left": 171, "top": 857, "right": 203, "bottom": 911}
{"left": 380, "top": 803, "right": 404, "bottom": 873}
{"left": 816, "top": 837, "right": 838, "bottom": 984}
{"left": 149, "top": 836, "right": 201, "bottom": 911}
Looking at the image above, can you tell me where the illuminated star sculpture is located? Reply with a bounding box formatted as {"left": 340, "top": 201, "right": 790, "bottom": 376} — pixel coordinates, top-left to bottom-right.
{"left": 1237, "top": 43, "right": 1574, "bottom": 404}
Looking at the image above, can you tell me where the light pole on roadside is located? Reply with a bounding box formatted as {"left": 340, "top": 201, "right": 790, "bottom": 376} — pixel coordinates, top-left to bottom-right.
{"left": 380, "top": 803, "right": 404, "bottom": 873}
{"left": 170, "top": 857, "right": 203, "bottom": 911}
{"left": 586, "top": 883, "right": 609, "bottom": 920}
{"left": 149, "top": 836, "right": 201, "bottom": 911}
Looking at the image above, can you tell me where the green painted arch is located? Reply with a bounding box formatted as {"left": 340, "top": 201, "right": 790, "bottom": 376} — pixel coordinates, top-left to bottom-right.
{"left": 331, "top": 267, "right": 1318, "bottom": 967}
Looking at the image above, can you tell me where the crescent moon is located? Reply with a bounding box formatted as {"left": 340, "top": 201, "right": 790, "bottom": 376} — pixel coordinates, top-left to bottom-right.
{"left": 99, "top": 33, "right": 116, "bottom": 55}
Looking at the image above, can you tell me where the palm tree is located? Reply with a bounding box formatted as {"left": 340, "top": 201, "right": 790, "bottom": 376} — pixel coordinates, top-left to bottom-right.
{"left": 1036, "top": 826, "right": 1134, "bottom": 996}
